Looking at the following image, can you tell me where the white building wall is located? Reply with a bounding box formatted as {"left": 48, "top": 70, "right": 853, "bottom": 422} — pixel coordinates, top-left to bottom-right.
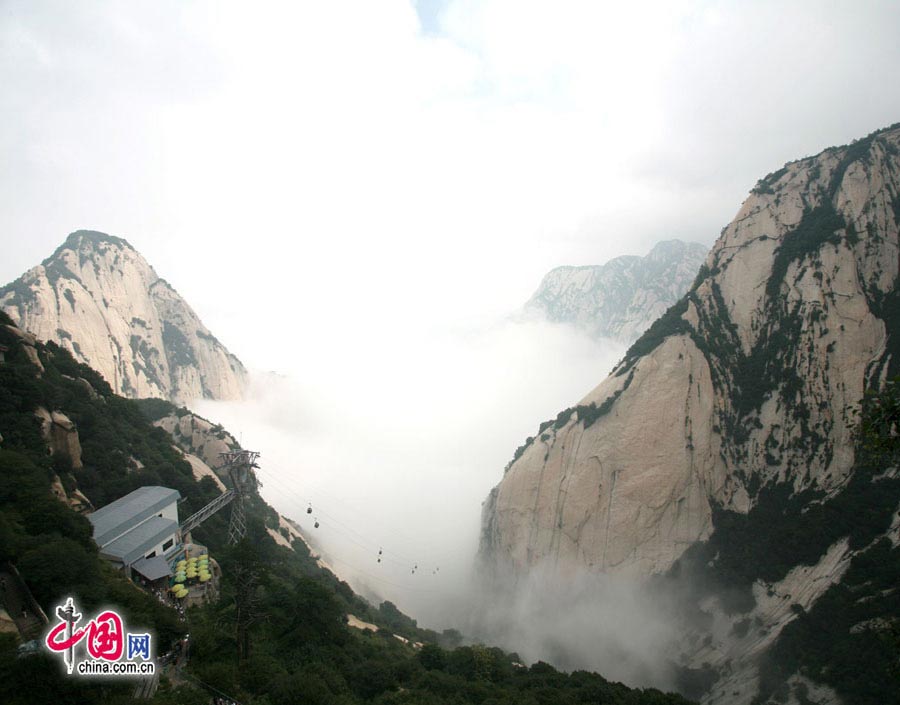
{"left": 140, "top": 529, "right": 181, "bottom": 561}
{"left": 160, "top": 501, "right": 178, "bottom": 523}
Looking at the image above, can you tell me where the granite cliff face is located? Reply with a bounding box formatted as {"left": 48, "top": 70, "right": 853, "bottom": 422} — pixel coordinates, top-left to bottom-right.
{"left": 482, "top": 125, "right": 900, "bottom": 702}
{"left": 0, "top": 231, "right": 247, "bottom": 403}
{"left": 525, "top": 240, "right": 708, "bottom": 343}
{"left": 483, "top": 126, "right": 900, "bottom": 578}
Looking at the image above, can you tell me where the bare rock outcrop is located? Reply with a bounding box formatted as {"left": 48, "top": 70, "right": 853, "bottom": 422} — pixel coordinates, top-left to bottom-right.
{"left": 2, "top": 325, "right": 44, "bottom": 373}
{"left": 0, "top": 230, "right": 247, "bottom": 403}
{"left": 154, "top": 410, "right": 239, "bottom": 471}
{"left": 689, "top": 539, "right": 852, "bottom": 704}
{"left": 50, "top": 473, "right": 93, "bottom": 513}
{"left": 35, "top": 406, "right": 83, "bottom": 470}
{"left": 266, "top": 514, "right": 307, "bottom": 552}
{"left": 482, "top": 125, "right": 900, "bottom": 579}
{"left": 177, "top": 449, "right": 227, "bottom": 493}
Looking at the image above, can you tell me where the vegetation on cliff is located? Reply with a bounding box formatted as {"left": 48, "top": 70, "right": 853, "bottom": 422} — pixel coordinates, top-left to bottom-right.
{"left": 665, "top": 380, "right": 900, "bottom": 703}
{"left": 752, "top": 380, "right": 900, "bottom": 705}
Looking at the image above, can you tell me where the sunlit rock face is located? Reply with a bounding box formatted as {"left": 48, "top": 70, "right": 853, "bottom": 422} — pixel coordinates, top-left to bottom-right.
{"left": 0, "top": 230, "right": 247, "bottom": 403}
{"left": 525, "top": 240, "right": 709, "bottom": 343}
{"left": 483, "top": 125, "right": 900, "bottom": 579}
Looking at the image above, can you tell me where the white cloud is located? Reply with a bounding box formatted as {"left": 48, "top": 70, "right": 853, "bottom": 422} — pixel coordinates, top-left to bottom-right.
{"left": 5, "top": 2, "right": 899, "bottom": 348}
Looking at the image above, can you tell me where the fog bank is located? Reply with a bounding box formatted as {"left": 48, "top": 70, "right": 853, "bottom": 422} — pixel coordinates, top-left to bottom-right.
{"left": 193, "top": 318, "right": 625, "bottom": 627}
{"left": 193, "top": 317, "right": 691, "bottom": 693}
{"left": 466, "top": 563, "right": 682, "bottom": 691}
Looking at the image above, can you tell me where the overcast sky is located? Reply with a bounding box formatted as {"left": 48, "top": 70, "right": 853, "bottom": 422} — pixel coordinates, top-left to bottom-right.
{"left": 3, "top": 0, "right": 900, "bottom": 364}
{"left": 3, "top": 0, "right": 900, "bottom": 633}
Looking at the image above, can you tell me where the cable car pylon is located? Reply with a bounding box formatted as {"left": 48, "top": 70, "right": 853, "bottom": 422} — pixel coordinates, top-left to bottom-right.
{"left": 179, "top": 449, "right": 260, "bottom": 544}
{"left": 223, "top": 450, "right": 260, "bottom": 545}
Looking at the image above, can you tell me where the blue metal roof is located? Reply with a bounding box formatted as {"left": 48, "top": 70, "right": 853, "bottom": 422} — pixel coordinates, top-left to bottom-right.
{"left": 88, "top": 486, "right": 180, "bottom": 547}
{"left": 99, "top": 516, "right": 179, "bottom": 566}
{"left": 131, "top": 555, "right": 173, "bottom": 581}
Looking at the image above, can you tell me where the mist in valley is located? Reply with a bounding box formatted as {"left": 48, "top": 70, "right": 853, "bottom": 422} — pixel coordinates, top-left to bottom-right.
{"left": 466, "top": 563, "right": 686, "bottom": 692}
{"left": 192, "top": 317, "right": 697, "bottom": 689}
{"left": 193, "top": 318, "right": 625, "bottom": 623}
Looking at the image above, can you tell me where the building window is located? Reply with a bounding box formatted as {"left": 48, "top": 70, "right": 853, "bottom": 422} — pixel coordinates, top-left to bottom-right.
{"left": 163, "top": 538, "right": 174, "bottom": 551}
{"left": 146, "top": 551, "right": 156, "bottom": 559}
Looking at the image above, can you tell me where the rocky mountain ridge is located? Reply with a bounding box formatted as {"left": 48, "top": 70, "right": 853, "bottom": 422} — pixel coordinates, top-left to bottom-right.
{"left": 481, "top": 123, "right": 900, "bottom": 704}
{"left": 483, "top": 125, "right": 900, "bottom": 577}
{"left": 525, "top": 239, "right": 708, "bottom": 342}
{"left": 0, "top": 230, "right": 247, "bottom": 403}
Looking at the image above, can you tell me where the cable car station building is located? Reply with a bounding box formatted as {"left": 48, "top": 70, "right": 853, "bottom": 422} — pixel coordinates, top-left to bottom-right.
{"left": 88, "top": 486, "right": 183, "bottom": 583}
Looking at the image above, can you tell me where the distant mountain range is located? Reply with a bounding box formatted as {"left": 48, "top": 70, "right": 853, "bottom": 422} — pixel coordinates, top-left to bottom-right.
{"left": 524, "top": 239, "right": 708, "bottom": 343}
{"left": 0, "top": 230, "right": 246, "bottom": 403}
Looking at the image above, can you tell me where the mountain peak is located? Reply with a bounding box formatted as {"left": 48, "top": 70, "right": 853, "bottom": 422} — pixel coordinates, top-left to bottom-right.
{"left": 646, "top": 239, "right": 706, "bottom": 260}
{"left": 66, "top": 229, "right": 133, "bottom": 250}
{"left": 1, "top": 231, "right": 247, "bottom": 403}
{"left": 41, "top": 230, "right": 136, "bottom": 267}
{"left": 525, "top": 239, "right": 708, "bottom": 343}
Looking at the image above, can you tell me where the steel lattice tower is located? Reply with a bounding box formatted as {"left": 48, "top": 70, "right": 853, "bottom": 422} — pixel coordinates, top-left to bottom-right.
{"left": 221, "top": 450, "right": 260, "bottom": 545}
{"left": 227, "top": 492, "right": 246, "bottom": 545}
